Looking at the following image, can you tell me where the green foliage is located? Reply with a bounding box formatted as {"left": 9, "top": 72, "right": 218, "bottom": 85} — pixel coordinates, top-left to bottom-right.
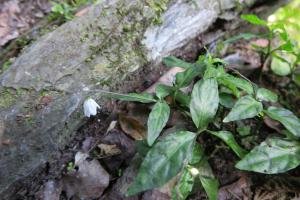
{"left": 147, "top": 101, "right": 170, "bottom": 145}
{"left": 236, "top": 138, "right": 300, "bottom": 174}
{"left": 105, "top": 54, "right": 300, "bottom": 199}
{"left": 126, "top": 131, "right": 196, "bottom": 196}
{"left": 223, "top": 95, "right": 263, "bottom": 122}
{"left": 190, "top": 79, "right": 219, "bottom": 131}
{"left": 229, "top": 12, "right": 300, "bottom": 83}
{"left": 256, "top": 88, "right": 278, "bottom": 102}
{"left": 49, "top": 0, "right": 97, "bottom": 22}
{"left": 264, "top": 107, "right": 300, "bottom": 137}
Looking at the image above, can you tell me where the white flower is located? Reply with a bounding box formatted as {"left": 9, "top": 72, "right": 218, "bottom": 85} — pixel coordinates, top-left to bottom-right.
{"left": 189, "top": 167, "right": 199, "bottom": 176}
{"left": 83, "top": 98, "right": 100, "bottom": 117}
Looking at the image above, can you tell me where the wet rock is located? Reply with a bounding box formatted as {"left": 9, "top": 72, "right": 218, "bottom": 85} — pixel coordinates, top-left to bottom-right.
{"left": 36, "top": 180, "right": 62, "bottom": 200}
{"left": 0, "top": 0, "right": 287, "bottom": 198}
{"left": 62, "top": 152, "right": 109, "bottom": 199}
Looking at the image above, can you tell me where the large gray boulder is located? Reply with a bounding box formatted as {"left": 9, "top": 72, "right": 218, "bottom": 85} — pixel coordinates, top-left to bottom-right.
{"left": 0, "top": 0, "right": 287, "bottom": 198}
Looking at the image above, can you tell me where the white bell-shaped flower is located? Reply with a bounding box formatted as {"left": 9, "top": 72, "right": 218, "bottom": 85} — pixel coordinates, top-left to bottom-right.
{"left": 83, "top": 98, "right": 100, "bottom": 117}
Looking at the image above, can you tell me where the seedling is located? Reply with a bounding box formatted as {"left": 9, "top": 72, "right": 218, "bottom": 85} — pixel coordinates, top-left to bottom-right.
{"left": 102, "top": 54, "right": 300, "bottom": 200}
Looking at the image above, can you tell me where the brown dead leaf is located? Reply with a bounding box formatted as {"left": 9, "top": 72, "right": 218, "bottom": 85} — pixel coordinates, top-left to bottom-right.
{"left": 145, "top": 67, "right": 185, "bottom": 93}
{"left": 218, "top": 176, "right": 252, "bottom": 200}
{"left": 75, "top": 6, "right": 90, "bottom": 17}
{"left": 98, "top": 143, "right": 122, "bottom": 157}
{"left": 263, "top": 115, "right": 282, "bottom": 133}
{"left": 119, "top": 114, "right": 146, "bottom": 140}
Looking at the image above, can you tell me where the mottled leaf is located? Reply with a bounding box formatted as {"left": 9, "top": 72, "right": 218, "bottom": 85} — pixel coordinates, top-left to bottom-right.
{"left": 209, "top": 131, "right": 248, "bottom": 158}
{"left": 172, "top": 168, "right": 194, "bottom": 200}
{"left": 147, "top": 101, "right": 170, "bottom": 146}
{"left": 218, "top": 75, "right": 254, "bottom": 95}
{"left": 256, "top": 88, "right": 278, "bottom": 102}
{"left": 223, "top": 95, "right": 263, "bottom": 122}
{"left": 175, "top": 65, "right": 202, "bottom": 88}
{"left": 190, "top": 79, "right": 219, "bottom": 130}
{"left": 126, "top": 131, "right": 196, "bottom": 196}
{"left": 265, "top": 107, "right": 300, "bottom": 137}
{"left": 236, "top": 138, "right": 300, "bottom": 174}
{"left": 237, "top": 126, "right": 251, "bottom": 136}
{"left": 175, "top": 90, "right": 191, "bottom": 108}
{"left": 219, "top": 93, "right": 235, "bottom": 108}
{"left": 197, "top": 156, "right": 219, "bottom": 200}
{"left": 156, "top": 84, "right": 174, "bottom": 100}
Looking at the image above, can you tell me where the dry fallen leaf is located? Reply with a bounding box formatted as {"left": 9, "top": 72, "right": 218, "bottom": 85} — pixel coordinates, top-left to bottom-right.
{"left": 119, "top": 114, "right": 146, "bottom": 140}
{"left": 218, "top": 176, "right": 252, "bottom": 200}
{"left": 145, "top": 67, "right": 185, "bottom": 93}
{"left": 98, "top": 143, "right": 122, "bottom": 157}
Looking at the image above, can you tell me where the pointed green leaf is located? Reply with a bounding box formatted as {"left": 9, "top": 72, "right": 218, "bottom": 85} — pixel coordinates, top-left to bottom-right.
{"left": 223, "top": 95, "right": 263, "bottom": 122}
{"left": 190, "top": 143, "right": 205, "bottom": 165}
{"left": 163, "top": 56, "right": 192, "bottom": 69}
{"left": 175, "top": 90, "right": 191, "bottom": 108}
{"left": 237, "top": 126, "right": 251, "bottom": 136}
{"left": 209, "top": 131, "right": 248, "bottom": 158}
{"left": 236, "top": 138, "right": 300, "bottom": 174}
{"left": 197, "top": 156, "right": 219, "bottom": 200}
{"left": 156, "top": 84, "right": 174, "bottom": 99}
{"left": 264, "top": 107, "right": 300, "bottom": 137}
{"left": 105, "top": 92, "right": 156, "bottom": 103}
{"left": 203, "top": 66, "right": 226, "bottom": 79}
{"left": 126, "top": 131, "right": 196, "bottom": 196}
{"left": 224, "top": 33, "right": 258, "bottom": 44}
{"left": 172, "top": 168, "right": 194, "bottom": 200}
{"left": 147, "top": 101, "right": 170, "bottom": 146}
{"left": 190, "top": 79, "right": 219, "bottom": 130}
{"left": 256, "top": 88, "right": 278, "bottom": 102}
{"left": 219, "top": 93, "right": 235, "bottom": 108}
{"left": 241, "top": 14, "right": 268, "bottom": 26}
{"left": 218, "top": 75, "right": 254, "bottom": 95}
{"left": 175, "top": 65, "right": 202, "bottom": 88}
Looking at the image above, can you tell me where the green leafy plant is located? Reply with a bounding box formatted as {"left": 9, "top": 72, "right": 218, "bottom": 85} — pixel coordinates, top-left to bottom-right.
{"left": 103, "top": 54, "right": 300, "bottom": 200}
{"left": 226, "top": 14, "right": 300, "bottom": 83}
{"left": 48, "top": 0, "right": 97, "bottom": 22}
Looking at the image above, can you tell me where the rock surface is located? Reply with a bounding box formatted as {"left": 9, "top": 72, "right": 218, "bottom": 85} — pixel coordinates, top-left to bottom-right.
{"left": 0, "top": 0, "right": 287, "bottom": 198}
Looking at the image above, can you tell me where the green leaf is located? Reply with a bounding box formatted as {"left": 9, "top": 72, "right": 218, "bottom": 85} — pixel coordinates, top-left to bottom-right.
{"left": 197, "top": 156, "right": 219, "bottom": 200}
{"left": 218, "top": 75, "right": 254, "bottom": 95}
{"left": 237, "top": 126, "right": 251, "bottom": 136}
{"left": 223, "top": 95, "right": 263, "bottom": 122}
{"left": 203, "top": 66, "right": 226, "bottom": 79}
{"left": 256, "top": 88, "right": 278, "bottom": 102}
{"left": 219, "top": 93, "right": 235, "bottom": 108}
{"left": 236, "top": 138, "right": 300, "bottom": 174}
{"left": 126, "top": 131, "right": 196, "bottom": 196}
{"left": 224, "top": 33, "right": 258, "bottom": 44}
{"left": 156, "top": 84, "right": 174, "bottom": 99}
{"left": 175, "top": 90, "right": 191, "bottom": 108}
{"left": 190, "top": 79, "right": 219, "bottom": 130}
{"left": 147, "top": 101, "right": 170, "bottom": 146}
{"left": 172, "top": 168, "right": 194, "bottom": 200}
{"left": 105, "top": 92, "right": 156, "bottom": 103}
{"left": 135, "top": 140, "right": 150, "bottom": 157}
{"left": 241, "top": 14, "right": 268, "bottom": 26}
{"left": 162, "top": 56, "right": 193, "bottom": 69}
{"left": 190, "top": 143, "right": 205, "bottom": 165}
{"left": 175, "top": 65, "right": 202, "bottom": 88}
{"left": 264, "top": 107, "right": 300, "bottom": 138}
{"left": 209, "top": 131, "right": 248, "bottom": 158}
